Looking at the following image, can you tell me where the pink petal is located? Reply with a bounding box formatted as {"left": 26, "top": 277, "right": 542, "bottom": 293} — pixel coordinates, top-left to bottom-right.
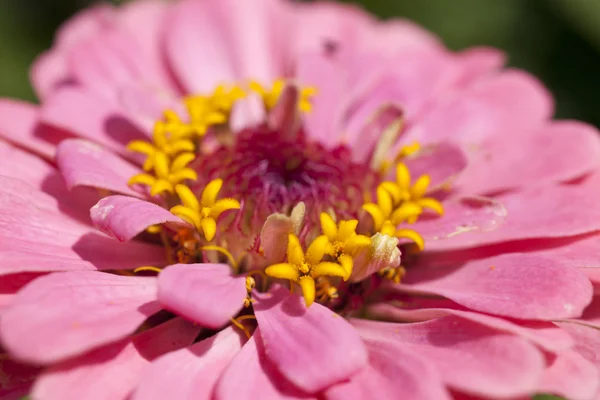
{"left": 575, "top": 295, "right": 600, "bottom": 329}
{"left": 157, "top": 264, "right": 247, "bottom": 329}
{"left": 54, "top": 4, "right": 112, "bottom": 49}
{"left": 0, "top": 176, "right": 166, "bottom": 275}
{"left": 404, "top": 69, "right": 553, "bottom": 145}
{"left": 538, "top": 350, "right": 600, "bottom": 400}
{"left": 115, "top": 0, "right": 177, "bottom": 93}
{"left": 367, "top": 303, "right": 574, "bottom": 353}
{"left": 0, "top": 271, "right": 160, "bottom": 364}
{"left": 91, "top": 195, "right": 185, "bottom": 242}
{"left": 41, "top": 87, "right": 148, "bottom": 155}
{"left": 216, "top": 330, "right": 313, "bottom": 400}
{"left": 30, "top": 50, "right": 71, "bottom": 101}
{"left": 453, "top": 47, "right": 505, "bottom": 87}
{"left": 32, "top": 318, "right": 200, "bottom": 400}
{"left": 57, "top": 138, "right": 142, "bottom": 197}
{"left": 326, "top": 339, "right": 451, "bottom": 400}
{"left": 401, "top": 142, "right": 468, "bottom": 191}
{"left": 66, "top": 26, "right": 166, "bottom": 101}
{"left": 0, "top": 99, "right": 59, "bottom": 159}
{"left": 456, "top": 121, "right": 600, "bottom": 195}
{"left": 0, "top": 273, "right": 44, "bottom": 312}
{"left": 342, "top": 49, "right": 460, "bottom": 139}
{"left": 253, "top": 286, "right": 368, "bottom": 393}
{"left": 165, "top": 0, "right": 236, "bottom": 93}
{"left": 30, "top": 5, "right": 112, "bottom": 99}
{"left": 296, "top": 52, "right": 346, "bottom": 147}
{"left": 213, "top": 0, "right": 288, "bottom": 83}
{"left": 364, "top": 18, "right": 443, "bottom": 54}
{"left": 116, "top": 83, "right": 182, "bottom": 133}
{"left": 0, "top": 141, "right": 98, "bottom": 223}
{"left": 346, "top": 104, "right": 404, "bottom": 164}
{"left": 407, "top": 196, "right": 507, "bottom": 245}
{"left": 399, "top": 253, "right": 592, "bottom": 320}
{"left": 555, "top": 321, "right": 600, "bottom": 371}
{"left": 132, "top": 327, "right": 245, "bottom": 400}
{"left": 426, "top": 174, "right": 600, "bottom": 251}
{"left": 354, "top": 316, "right": 545, "bottom": 398}
{"left": 291, "top": 1, "right": 374, "bottom": 62}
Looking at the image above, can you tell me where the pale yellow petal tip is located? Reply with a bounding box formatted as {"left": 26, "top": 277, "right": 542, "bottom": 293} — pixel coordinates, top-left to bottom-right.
{"left": 265, "top": 263, "right": 299, "bottom": 281}
{"left": 396, "top": 229, "right": 425, "bottom": 251}
{"left": 200, "top": 217, "right": 217, "bottom": 241}
{"left": 319, "top": 212, "right": 338, "bottom": 240}
{"left": 299, "top": 276, "right": 315, "bottom": 307}
{"left": 146, "top": 225, "right": 161, "bottom": 234}
{"left": 133, "top": 266, "right": 162, "bottom": 274}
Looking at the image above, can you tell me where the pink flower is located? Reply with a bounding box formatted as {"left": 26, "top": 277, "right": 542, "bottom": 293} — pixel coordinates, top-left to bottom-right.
{"left": 0, "top": 0, "right": 600, "bottom": 399}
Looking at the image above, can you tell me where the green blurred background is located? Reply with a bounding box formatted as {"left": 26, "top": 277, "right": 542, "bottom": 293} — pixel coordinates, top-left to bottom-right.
{"left": 1, "top": 0, "right": 599, "bottom": 126}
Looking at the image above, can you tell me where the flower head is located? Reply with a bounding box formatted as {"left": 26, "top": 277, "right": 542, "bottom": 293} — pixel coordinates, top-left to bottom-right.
{"left": 0, "top": 0, "right": 600, "bottom": 399}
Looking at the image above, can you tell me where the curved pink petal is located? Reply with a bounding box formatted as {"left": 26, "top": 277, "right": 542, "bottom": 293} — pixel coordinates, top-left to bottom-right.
{"left": 132, "top": 327, "right": 245, "bottom": 400}
{"left": 214, "top": 0, "right": 288, "bottom": 84}
{"left": 426, "top": 174, "right": 600, "bottom": 251}
{"left": 453, "top": 47, "right": 505, "bottom": 87}
{"left": 0, "top": 273, "right": 44, "bottom": 312}
{"left": 399, "top": 253, "right": 592, "bottom": 320}
{"left": 41, "top": 87, "right": 148, "bottom": 155}
{"left": 115, "top": 0, "right": 177, "bottom": 93}
{"left": 404, "top": 69, "right": 553, "bottom": 145}
{"left": 157, "top": 264, "right": 247, "bottom": 329}
{"left": 165, "top": 0, "right": 236, "bottom": 93}
{"left": 538, "top": 350, "right": 600, "bottom": 400}
{"left": 292, "top": 1, "right": 373, "bottom": 56}
{"left": 367, "top": 303, "right": 574, "bottom": 353}
{"left": 30, "top": 50, "right": 72, "bottom": 101}
{"left": 296, "top": 52, "right": 346, "bottom": 148}
{"left": 0, "top": 141, "right": 102, "bottom": 225}
{"left": 54, "top": 4, "right": 112, "bottom": 49}
{"left": 0, "top": 271, "right": 160, "bottom": 364}
{"left": 57, "top": 139, "right": 142, "bottom": 197}
{"left": 354, "top": 316, "right": 545, "bottom": 398}
{"left": 456, "top": 121, "right": 600, "bottom": 195}
{"left": 91, "top": 195, "right": 185, "bottom": 242}
{"left": 555, "top": 322, "right": 600, "bottom": 372}
{"left": 407, "top": 196, "right": 507, "bottom": 245}
{"left": 0, "top": 99, "right": 60, "bottom": 159}
{"left": 364, "top": 18, "right": 443, "bottom": 54}
{"left": 253, "top": 286, "right": 368, "bottom": 393}
{"left": 346, "top": 104, "right": 404, "bottom": 164}
{"left": 401, "top": 142, "right": 468, "bottom": 191}
{"left": 342, "top": 49, "right": 459, "bottom": 141}
{"left": 216, "top": 330, "right": 313, "bottom": 400}
{"left": 0, "top": 176, "right": 165, "bottom": 275}
{"left": 30, "top": 5, "right": 112, "bottom": 97}
{"left": 327, "top": 340, "right": 451, "bottom": 400}
{"left": 32, "top": 318, "right": 200, "bottom": 400}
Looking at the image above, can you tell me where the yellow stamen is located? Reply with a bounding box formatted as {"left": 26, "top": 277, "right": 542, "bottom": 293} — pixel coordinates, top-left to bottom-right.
{"left": 250, "top": 79, "right": 317, "bottom": 112}
{"left": 199, "top": 245, "right": 238, "bottom": 272}
{"left": 169, "top": 180, "right": 240, "bottom": 241}
{"left": 230, "top": 317, "right": 252, "bottom": 339}
{"left": 318, "top": 212, "right": 371, "bottom": 279}
{"left": 299, "top": 276, "right": 316, "bottom": 307}
{"left": 395, "top": 228, "right": 425, "bottom": 251}
{"left": 265, "top": 233, "right": 351, "bottom": 306}
{"left": 133, "top": 266, "right": 162, "bottom": 274}
{"left": 146, "top": 225, "right": 161, "bottom": 234}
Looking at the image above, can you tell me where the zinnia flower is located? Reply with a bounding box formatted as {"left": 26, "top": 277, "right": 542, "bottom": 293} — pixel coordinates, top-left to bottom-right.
{"left": 0, "top": 0, "right": 600, "bottom": 399}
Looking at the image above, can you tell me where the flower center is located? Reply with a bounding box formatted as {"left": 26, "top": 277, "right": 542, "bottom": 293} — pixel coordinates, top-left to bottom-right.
{"left": 125, "top": 79, "right": 443, "bottom": 312}
{"left": 197, "top": 125, "right": 378, "bottom": 235}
